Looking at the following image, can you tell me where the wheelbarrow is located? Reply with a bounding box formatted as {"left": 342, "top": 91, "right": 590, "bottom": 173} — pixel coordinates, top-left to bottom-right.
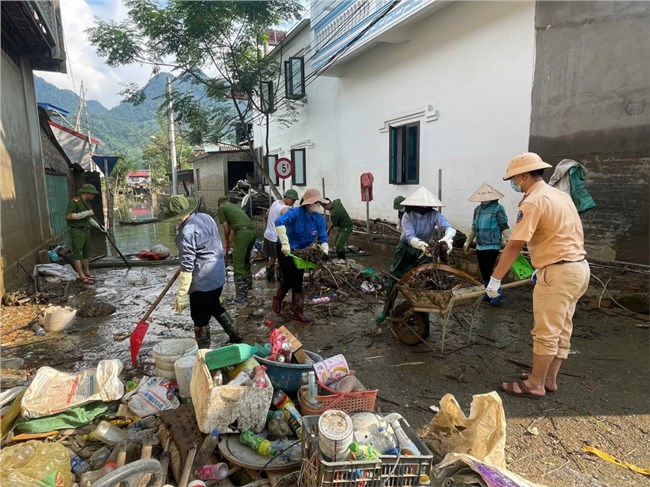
{"left": 382, "top": 263, "right": 531, "bottom": 351}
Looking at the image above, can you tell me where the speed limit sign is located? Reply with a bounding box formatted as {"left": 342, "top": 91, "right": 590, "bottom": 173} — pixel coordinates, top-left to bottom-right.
{"left": 274, "top": 157, "right": 294, "bottom": 179}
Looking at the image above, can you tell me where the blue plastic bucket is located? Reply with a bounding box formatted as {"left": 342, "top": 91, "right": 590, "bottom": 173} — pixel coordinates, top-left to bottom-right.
{"left": 255, "top": 350, "right": 323, "bottom": 392}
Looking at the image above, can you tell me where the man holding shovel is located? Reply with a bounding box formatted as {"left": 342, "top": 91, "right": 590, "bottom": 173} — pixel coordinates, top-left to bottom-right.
{"left": 160, "top": 195, "right": 243, "bottom": 348}
{"left": 66, "top": 184, "right": 103, "bottom": 284}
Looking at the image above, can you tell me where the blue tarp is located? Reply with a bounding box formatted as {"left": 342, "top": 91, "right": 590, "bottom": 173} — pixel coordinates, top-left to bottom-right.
{"left": 91, "top": 155, "right": 121, "bottom": 176}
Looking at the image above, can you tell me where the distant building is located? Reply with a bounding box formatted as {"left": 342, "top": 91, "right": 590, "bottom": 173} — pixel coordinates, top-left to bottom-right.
{"left": 127, "top": 170, "right": 150, "bottom": 185}
{"left": 1, "top": 0, "right": 69, "bottom": 295}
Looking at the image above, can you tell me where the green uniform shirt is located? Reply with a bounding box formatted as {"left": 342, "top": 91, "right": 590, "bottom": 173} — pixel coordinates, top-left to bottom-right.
{"left": 216, "top": 203, "right": 253, "bottom": 231}
{"left": 66, "top": 197, "right": 91, "bottom": 229}
{"left": 330, "top": 199, "right": 352, "bottom": 228}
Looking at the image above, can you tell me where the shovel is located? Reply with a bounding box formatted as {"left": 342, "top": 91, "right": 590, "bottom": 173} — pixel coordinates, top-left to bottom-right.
{"left": 130, "top": 268, "right": 181, "bottom": 367}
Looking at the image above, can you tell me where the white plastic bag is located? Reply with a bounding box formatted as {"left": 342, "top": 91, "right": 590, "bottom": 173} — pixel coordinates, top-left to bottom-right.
{"left": 21, "top": 360, "right": 124, "bottom": 419}
{"left": 39, "top": 306, "right": 77, "bottom": 332}
{"left": 122, "top": 376, "right": 180, "bottom": 417}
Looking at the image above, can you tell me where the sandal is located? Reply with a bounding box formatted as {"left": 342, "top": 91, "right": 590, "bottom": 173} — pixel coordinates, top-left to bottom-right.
{"left": 519, "top": 372, "right": 557, "bottom": 393}
{"left": 79, "top": 277, "right": 94, "bottom": 285}
{"left": 500, "top": 380, "right": 544, "bottom": 399}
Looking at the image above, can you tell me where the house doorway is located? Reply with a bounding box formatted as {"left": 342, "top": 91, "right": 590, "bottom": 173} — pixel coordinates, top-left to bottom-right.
{"left": 227, "top": 160, "right": 254, "bottom": 189}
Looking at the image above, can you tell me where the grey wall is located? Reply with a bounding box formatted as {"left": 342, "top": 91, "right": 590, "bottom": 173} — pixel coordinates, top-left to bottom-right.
{"left": 529, "top": 1, "right": 650, "bottom": 264}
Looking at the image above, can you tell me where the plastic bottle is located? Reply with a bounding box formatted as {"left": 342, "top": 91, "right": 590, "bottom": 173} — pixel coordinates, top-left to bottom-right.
{"left": 128, "top": 416, "right": 157, "bottom": 429}
{"left": 272, "top": 390, "right": 303, "bottom": 437}
{"left": 252, "top": 365, "right": 268, "bottom": 388}
{"left": 369, "top": 426, "right": 399, "bottom": 455}
{"left": 307, "top": 371, "right": 319, "bottom": 406}
{"left": 194, "top": 462, "right": 229, "bottom": 481}
{"left": 90, "top": 420, "right": 127, "bottom": 446}
{"left": 78, "top": 461, "right": 117, "bottom": 487}
{"left": 271, "top": 439, "right": 302, "bottom": 462}
{"left": 88, "top": 446, "right": 111, "bottom": 469}
{"left": 10, "top": 443, "right": 35, "bottom": 467}
{"left": 32, "top": 323, "right": 46, "bottom": 336}
{"left": 229, "top": 371, "right": 253, "bottom": 386}
{"left": 267, "top": 417, "right": 293, "bottom": 439}
{"left": 384, "top": 415, "right": 421, "bottom": 456}
{"left": 195, "top": 429, "right": 220, "bottom": 466}
{"left": 126, "top": 428, "right": 158, "bottom": 444}
{"left": 71, "top": 454, "right": 91, "bottom": 475}
{"left": 348, "top": 442, "right": 379, "bottom": 460}
{"left": 239, "top": 430, "right": 278, "bottom": 457}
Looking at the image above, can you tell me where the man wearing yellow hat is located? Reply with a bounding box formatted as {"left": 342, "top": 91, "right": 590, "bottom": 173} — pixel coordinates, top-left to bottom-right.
{"left": 464, "top": 183, "right": 510, "bottom": 305}
{"left": 487, "top": 153, "right": 589, "bottom": 399}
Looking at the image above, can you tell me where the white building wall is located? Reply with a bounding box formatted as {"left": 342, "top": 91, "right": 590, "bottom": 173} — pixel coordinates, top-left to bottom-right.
{"left": 257, "top": 1, "right": 536, "bottom": 232}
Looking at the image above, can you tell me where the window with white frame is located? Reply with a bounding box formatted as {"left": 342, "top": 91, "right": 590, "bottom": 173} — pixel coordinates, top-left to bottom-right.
{"left": 291, "top": 148, "right": 306, "bottom": 186}
{"left": 265, "top": 154, "right": 279, "bottom": 186}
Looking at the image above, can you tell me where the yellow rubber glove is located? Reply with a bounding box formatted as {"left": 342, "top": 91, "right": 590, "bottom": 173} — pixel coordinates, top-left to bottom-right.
{"left": 175, "top": 271, "right": 192, "bottom": 312}
{"left": 463, "top": 230, "right": 476, "bottom": 254}
{"left": 277, "top": 225, "right": 291, "bottom": 256}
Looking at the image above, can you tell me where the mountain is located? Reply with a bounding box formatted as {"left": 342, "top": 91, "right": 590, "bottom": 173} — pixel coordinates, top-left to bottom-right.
{"left": 34, "top": 71, "right": 214, "bottom": 162}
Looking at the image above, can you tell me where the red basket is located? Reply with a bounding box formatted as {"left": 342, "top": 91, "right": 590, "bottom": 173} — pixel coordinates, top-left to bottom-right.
{"left": 298, "top": 379, "right": 377, "bottom": 415}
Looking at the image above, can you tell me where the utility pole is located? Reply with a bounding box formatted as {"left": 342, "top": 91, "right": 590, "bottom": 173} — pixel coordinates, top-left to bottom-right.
{"left": 167, "top": 77, "right": 178, "bottom": 195}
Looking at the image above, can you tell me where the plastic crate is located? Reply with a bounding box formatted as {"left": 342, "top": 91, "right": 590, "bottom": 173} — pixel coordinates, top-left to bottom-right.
{"left": 298, "top": 379, "right": 378, "bottom": 415}
{"left": 301, "top": 416, "right": 383, "bottom": 487}
{"left": 301, "top": 415, "right": 432, "bottom": 487}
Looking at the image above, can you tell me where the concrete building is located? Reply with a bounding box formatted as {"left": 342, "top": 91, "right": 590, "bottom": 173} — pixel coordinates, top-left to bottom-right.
{"left": 1, "top": 0, "right": 68, "bottom": 295}
{"left": 255, "top": 0, "right": 650, "bottom": 264}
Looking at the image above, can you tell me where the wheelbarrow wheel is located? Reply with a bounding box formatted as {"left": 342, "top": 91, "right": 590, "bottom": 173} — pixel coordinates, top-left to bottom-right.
{"left": 389, "top": 301, "right": 430, "bottom": 345}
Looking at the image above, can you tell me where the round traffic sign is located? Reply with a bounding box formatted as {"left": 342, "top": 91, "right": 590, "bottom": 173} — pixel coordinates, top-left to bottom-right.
{"left": 274, "top": 157, "right": 294, "bottom": 179}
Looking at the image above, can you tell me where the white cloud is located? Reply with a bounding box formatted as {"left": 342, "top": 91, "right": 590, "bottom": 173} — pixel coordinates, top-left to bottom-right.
{"left": 35, "top": 0, "right": 155, "bottom": 108}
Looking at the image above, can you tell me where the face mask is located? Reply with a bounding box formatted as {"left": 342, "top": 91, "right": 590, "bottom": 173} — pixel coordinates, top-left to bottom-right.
{"left": 511, "top": 179, "right": 523, "bottom": 193}
{"left": 307, "top": 204, "right": 321, "bottom": 213}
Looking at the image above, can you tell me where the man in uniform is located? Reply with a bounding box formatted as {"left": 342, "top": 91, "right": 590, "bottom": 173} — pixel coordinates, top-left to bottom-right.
{"left": 66, "top": 184, "right": 102, "bottom": 284}
{"left": 322, "top": 197, "right": 353, "bottom": 261}
{"left": 263, "top": 189, "right": 298, "bottom": 281}
{"left": 161, "top": 195, "right": 243, "bottom": 347}
{"left": 217, "top": 196, "right": 256, "bottom": 303}
{"left": 487, "top": 152, "right": 589, "bottom": 398}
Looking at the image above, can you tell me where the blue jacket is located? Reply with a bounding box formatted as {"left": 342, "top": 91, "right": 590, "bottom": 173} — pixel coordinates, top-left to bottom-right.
{"left": 175, "top": 213, "right": 226, "bottom": 293}
{"left": 400, "top": 210, "right": 452, "bottom": 244}
{"left": 275, "top": 207, "right": 328, "bottom": 250}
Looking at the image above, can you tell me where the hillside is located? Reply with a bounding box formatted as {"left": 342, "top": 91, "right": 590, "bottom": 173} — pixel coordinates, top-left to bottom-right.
{"left": 34, "top": 71, "right": 215, "bottom": 161}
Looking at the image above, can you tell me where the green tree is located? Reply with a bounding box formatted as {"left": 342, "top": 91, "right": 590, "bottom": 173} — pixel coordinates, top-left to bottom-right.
{"left": 88, "top": 0, "right": 304, "bottom": 198}
{"left": 109, "top": 154, "right": 136, "bottom": 195}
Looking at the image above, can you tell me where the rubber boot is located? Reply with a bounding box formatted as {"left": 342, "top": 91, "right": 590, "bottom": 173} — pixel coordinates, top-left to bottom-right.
{"left": 272, "top": 286, "right": 289, "bottom": 314}
{"left": 231, "top": 277, "right": 248, "bottom": 304}
{"left": 216, "top": 311, "right": 243, "bottom": 343}
{"left": 266, "top": 266, "right": 275, "bottom": 282}
{"left": 336, "top": 250, "right": 346, "bottom": 260}
{"left": 247, "top": 274, "right": 253, "bottom": 290}
{"left": 291, "top": 292, "right": 313, "bottom": 324}
{"left": 194, "top": 326, "right": 211, "bottom": 349}
{"left": 275, "top": 264, "right": 284, "bottom": 284}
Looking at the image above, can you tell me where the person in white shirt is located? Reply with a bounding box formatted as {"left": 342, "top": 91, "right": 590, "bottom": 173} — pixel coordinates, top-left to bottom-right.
{"left": 263, "top": 189, "right": 298, "bottom": 281}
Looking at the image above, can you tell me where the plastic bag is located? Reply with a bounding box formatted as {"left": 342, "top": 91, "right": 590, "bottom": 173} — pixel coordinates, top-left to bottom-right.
{"left": 435, "top": 453, "right": 547, "bottom": 487}
{"left": 419, "top": 392, "right": 507, "bottom": 468}
{"left": 0, "top": 440, "right": 73, "bottom": 486}
{"left": 39, "top": 306, "right": 77, "bottom": 332}
{"left": 122, "top": 376, "right": 180, "bottom": 417}
{"left": 21, "top": 360, "right": 123, "bottom": 419}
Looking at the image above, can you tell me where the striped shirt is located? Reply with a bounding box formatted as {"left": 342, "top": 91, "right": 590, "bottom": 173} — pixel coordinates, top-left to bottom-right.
{"left": 471, "top": 201, "right": 509, "bottom": 250}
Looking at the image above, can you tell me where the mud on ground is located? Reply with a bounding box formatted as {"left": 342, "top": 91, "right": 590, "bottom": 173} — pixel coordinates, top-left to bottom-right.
{"left": 1, "top": 256, "right": 648, "bottom": 487}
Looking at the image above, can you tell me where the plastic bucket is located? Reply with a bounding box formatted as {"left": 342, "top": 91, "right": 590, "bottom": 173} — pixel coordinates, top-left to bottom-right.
{"left": 152, "top": 339, "right": 198, "bottom": 379}
{"left": 174, "top": 355, "right": 196, "bottom": 396}
{"left": 255, "top": 350, "right": 323, "bottom": 392}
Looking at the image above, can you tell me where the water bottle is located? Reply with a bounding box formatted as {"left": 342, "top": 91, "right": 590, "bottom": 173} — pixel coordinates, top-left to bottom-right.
{"left": 271, "top": 440, "right": 302, "bottom": 462}
{"left": 299, "top": 372, "right": 310, "bottom": 400}
{"left": 240, "top": 430, "right": 278, "bottom": 457}
{"left": 229, "top": 371, "right": 253, "bottom": 386}
{"left": 10, "top": 443, "right": 35, "bottom": 467}
{"left": 194, "top": 462, "right": 229, "bottom": 481}
{"left": 368, "top": 426, "right": 399, "bottom": 455}
{"left": 195, "top": 429, "right": 220, "bottom": 466}
{"left": 71, "top": 455, "right": 90, "bottom": 475}
{"left": 128, "top": 416, "right": 157, "bottom": 429}
{"left": 272, "top": 390, "right": 303, "bottom": 436}
{"left": 32, "top": 323, "right": 45, "bottom": 336}
{"left": 88, "top": 446, "right": 111, "bottom": 469}
{"left": 307, "top": 371, "right": 319, "bottom": 406}
{"left": 78, "top": 461, "right": 117, "bottom": 487}
{"left": 126, "top": 428, "right": 159, "bottom": 444}
{"left": 91, "top": 420, "right": 127, "bottom": 446}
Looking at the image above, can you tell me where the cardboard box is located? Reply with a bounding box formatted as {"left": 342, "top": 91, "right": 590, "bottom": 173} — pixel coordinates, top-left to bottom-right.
{"left": 278, "top": 326, "right": 309, "bottom": 364}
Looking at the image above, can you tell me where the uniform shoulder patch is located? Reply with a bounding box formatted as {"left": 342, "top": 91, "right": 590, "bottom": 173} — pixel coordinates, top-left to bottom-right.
{"left": 516, "top": 210, "right": 524, "bottom": 223}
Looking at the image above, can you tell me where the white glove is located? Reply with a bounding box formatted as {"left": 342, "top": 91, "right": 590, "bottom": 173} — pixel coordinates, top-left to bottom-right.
{"left": 486, "top": 276, "right": 502, "bottom": 298}
{"left": 277, "top": 225, "right": 291, "bottom": 256}
{"left": 501, "top": 229, "right": 511, "bottom": 246}
{"left": 531, "top": 269, "right": 539, "bottom": 285}
{"left": 438, "top": 227, "right": 456, "bottom": 255}
{"left": 320, "top": 242, "right": 329, "bottom": 255}
{"left": 175, "top": 271, "right": 192, "bottom": 312}
{"left": 90, "top": 218, "right": 105, "bottom": 232}
{"left": 463, "top": 230, "right": 475, "bottom": 255}
{"left": 70, "top": 210, "right": 94, "bottom": 220}
{"left": 410, "top": 238, "right": 429, "bottom": 252}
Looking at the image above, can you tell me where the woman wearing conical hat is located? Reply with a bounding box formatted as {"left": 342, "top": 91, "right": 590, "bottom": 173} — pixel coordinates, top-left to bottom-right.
{"left": 376, "top": 187, "right": 456, "bottom": 324}
{"left": 463, "top": 184, "right": 510, "bottom": 305}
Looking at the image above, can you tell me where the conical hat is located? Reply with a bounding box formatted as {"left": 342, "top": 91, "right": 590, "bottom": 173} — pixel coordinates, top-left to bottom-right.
{"left": 401, "top": 187, "right": 445, "bottom": 207}
{"left": 468, "top": 183, "right": 504, "bottom": 202}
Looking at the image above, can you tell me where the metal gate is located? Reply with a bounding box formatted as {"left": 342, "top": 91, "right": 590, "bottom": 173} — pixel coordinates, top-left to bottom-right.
{"left": 45, "top": 174, "right": 71, "bottom": 246}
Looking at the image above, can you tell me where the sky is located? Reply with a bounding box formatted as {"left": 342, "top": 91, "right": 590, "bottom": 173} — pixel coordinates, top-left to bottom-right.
{"left": 35, "top": 0, "right": 156, "bottom": 108}
{"left": 35, "top": 0, "right": 310, "bottom": 109}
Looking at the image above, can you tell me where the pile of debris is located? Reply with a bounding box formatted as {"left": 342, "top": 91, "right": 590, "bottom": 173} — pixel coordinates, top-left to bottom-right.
{"left": 227, "top": 180, "right": 271, "bottom": 215}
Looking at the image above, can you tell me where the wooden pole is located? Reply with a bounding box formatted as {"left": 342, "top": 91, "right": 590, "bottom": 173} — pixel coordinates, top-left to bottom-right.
{"left": 167, "top": 78, "right": 178, "bottom": 195}
{"left": 438, "top": 168, "right": 443, "bottom": 203}
{"left": 366, "top": 188, "right": 370, "bottom": 234}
